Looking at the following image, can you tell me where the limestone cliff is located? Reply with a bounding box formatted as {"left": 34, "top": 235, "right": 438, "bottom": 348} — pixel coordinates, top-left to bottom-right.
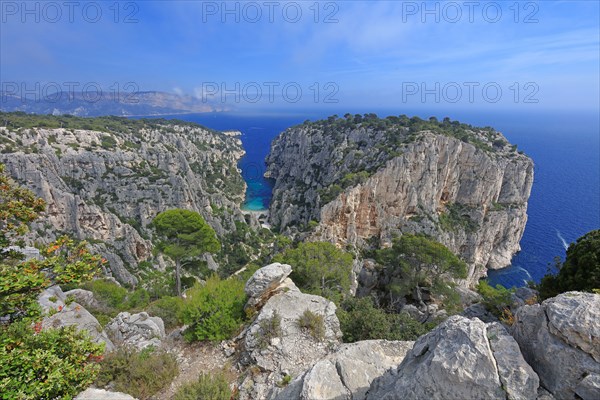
{"left": 0, "top": 114, "right": 247, "bottom": 285}
{"left": 266, "top": 115, "right": 533, "bottom": 282}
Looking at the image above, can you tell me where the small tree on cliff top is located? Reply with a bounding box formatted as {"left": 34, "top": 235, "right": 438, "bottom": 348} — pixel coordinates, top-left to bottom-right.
{"left": 152, "top": 209, "right": 220, "bottom": 296}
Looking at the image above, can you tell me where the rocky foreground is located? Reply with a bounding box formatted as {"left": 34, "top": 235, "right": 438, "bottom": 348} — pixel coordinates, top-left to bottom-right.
{"left": 43, "top": 263, "right": 599, "bottom": 400}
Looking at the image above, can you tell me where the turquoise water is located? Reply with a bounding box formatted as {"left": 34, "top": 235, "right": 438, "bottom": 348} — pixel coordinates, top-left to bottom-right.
{"left": 156, "top": 113, "right": 306, "bottom": 211}
{"left": 163, "top": 110, "right": 599, "bottom": 288}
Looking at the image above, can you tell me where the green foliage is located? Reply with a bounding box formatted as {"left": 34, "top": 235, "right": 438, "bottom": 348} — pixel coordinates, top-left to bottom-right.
{"left": 375, "top": 234, "right": 467, "bottom": 309}
{"left": 296, "top": 309, "right": 325, "bottom": 342}
{"left": 79, "top": 279, "right": 151, "bottom": 326}
{"left": 0, "top": 164, "right": 105, "bottom": 397}
{"left": 152, "top": 209, "right": 220, "bottom": 296}
{"left": 256, "top": 311, "right": 282, "bottom": 349}
{"left": 337, "top": 297, "right": 437, "bottom": 343}
{"left": 476, "top": 281, "right": 514, "bottom": 317}
{"left": 95, "top": 346, "right": 178, "bottom": 400}
{"left": 0, "top": 321, "right": 103, "bottom": 400}
{"left": 273, "top": 241, "right": 353, "bottom": 303}
{"left": 173, "top": 371, "right": 232, "bottom": 400}
{"left": 180, "top": 275, "right": 246, "bottom": 341}
{"left": 438, "top": 203, "right": 478, "bottom": 233}
{"left": 539, "top": 230, "right": 600, "bottom": 299}
{"left": 145, "top": 296, "right": 184, "bottom": 330}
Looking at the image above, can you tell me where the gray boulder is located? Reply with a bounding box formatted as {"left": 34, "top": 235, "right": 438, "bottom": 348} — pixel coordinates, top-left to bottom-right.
{"left": 105, "top": 311, "right": 166, "bottom": 350}
{"left": 274, "top": 340, "right": 414, "bottom": 400}
{"left": 244, "top": 262, "right": 294, "bottom": 309}
{"left": 366, "top": 316, "right": 539, "bottom": 400}
{"left": 39, "top": 286, "right": 115, "bottom": 352}
{"left": 239, "top": 282, "right": 341, "bottom": 400}
{"left": 75, "top": 388, "right": 137, "bottom": 399}
{"left": 511, "top": 292, "right": 600, "bottom": 399}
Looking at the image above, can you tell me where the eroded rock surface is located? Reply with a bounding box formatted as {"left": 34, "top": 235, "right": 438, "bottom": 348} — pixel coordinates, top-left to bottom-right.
{"left": 274, "top": 340, "right": 414, "bottom": 400}
{"left": 366, "top": 316, "right": 539, "bottom": 400}
{"left": 106, "top": 311, "right": 166, "bottom": 350}
{"left": 511, "top": 292, "right": 600, "bottom": 399}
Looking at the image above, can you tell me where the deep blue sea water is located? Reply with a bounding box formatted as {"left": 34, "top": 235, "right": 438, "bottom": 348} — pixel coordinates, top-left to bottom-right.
{"left": 158, "top": 109, "right": 599, "bottom": 288}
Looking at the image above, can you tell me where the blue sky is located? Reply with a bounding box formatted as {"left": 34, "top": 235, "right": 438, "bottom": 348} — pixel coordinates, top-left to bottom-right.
{"left": 1, "top": 1, "right": 599, "bottom": 112}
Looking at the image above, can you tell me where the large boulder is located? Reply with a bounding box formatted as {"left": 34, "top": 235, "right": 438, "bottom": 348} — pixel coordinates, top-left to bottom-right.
{"left": 105, "top": 311, "right": 166, "bottom": 350}
{"left": 274, "top": 340, "right": 414, "bottom": 400}
{"left": 511, "top": 292, "right": 600, "bottom": 399}
{"left": 366, "top": 316, "right": 539, "bottom": 400}
{"left": 75, "top": 388, "right": 137, "bottom": 399}
{"left": 244, "top": 262, "right": 294, "bottom": 309}
{"left": 239, "top": 267, "right": 342, "bottom": 400}
{"left": 39, "top": 286, "right": 115, "bottom": 352}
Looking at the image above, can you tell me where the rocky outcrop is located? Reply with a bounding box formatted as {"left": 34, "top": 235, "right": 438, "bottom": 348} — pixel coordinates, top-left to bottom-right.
{"left": 366, "top": 316, "right": 539, "bottom": 400}
{"left": 75, "top": 388, "right": 137, "bottom": 400}
{"left": 105, "top": 312, "right": 166, "bottom": 350}
{"left": 244, "top": 262, "right": 294, "bottom": 309}
{"left": 266, "top": 118, "right": 533, "bottom": 282}
{"left": 511, "top": 292, "right": 600, "bottom": 399}
{"left": 273, "top": 340, "right": 414, "bottom": 400}
{"left": 0, "top": 119, "right": 247, "bottom": 284}
{"left": 39, "top": 286, "right": 115, "bottom": 352}
{"left": 238, "top": 265, "right": 342, "bottom": 400}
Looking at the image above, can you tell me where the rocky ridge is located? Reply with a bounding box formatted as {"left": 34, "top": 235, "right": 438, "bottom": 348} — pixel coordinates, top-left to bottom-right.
{"left": 237, "top": 265, "right": 599, "bottom": 400}
{"left": 0, "top": 114, "right": 248, "bottom": 284}
{"left": 266, "top": 116, "right": 533, "bottom": 282}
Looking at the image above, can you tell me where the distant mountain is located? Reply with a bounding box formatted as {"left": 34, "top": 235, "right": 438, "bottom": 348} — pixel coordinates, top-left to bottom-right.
{"left": 0, "top": 90, "right": 226, "bottom": 116}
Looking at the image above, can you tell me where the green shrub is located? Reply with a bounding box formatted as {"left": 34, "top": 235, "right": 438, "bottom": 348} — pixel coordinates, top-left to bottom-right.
{"left": 337, "top": 297, "right": 437, "bottom": 342}
{"left": 95, "top": 346, "right": 178, "bottom": 400}
{"left": 539, "top": 230, "right": 600, "bottom": 299}
{"left": 0, "top": 322, "right": 103, "bottom": 400}
{"left": 257, "top": 311, "right": 282, "bottom": 349}
{"left": 79, "top": 280, "right": 152, "bottom": 325}
{"left": 296, "top": 310, "right": 325, "bottom": 342}
{"left": 82, "top": 279, "right": 127, "bottom": 310}
{"left": 273, "top": 241, "right": 353, "bottom": 303}
{"left": 145, "top": 296, "right": 184, "bottom": 330}
{"left": 477, "top": 280, "right": 513, "bottom": 317}
{"left": 173, "top": 371, "right": 231, "bottom": 400}
{"left": 180, "top": 275, "right": 246, "bottom": 341}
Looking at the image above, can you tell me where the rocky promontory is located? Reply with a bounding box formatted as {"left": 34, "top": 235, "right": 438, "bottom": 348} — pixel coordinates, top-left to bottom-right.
{"left": 266, "top": 115, "right": 534, "bottom": 282}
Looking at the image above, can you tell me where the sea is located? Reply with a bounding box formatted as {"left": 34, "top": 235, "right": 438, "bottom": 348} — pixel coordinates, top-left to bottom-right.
{"left": 151, "top": 109, "right": 600, "bottom": 289}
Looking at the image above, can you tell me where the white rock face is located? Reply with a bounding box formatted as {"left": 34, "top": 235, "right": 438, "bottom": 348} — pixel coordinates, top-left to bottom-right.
{"left": 366, "top": 316, "right": 539, "bottom": 400}
{"left": 105, "top": 311, "right": 166, "bottom": 350}
{"left": 75, "top": 388, "right": 137, "bottom": 400}
{"left": 266, "top": 125, "right": 533, "bottom": 283}
{"left": 273, "top": 340, "right": 414, "bottom": 400}
{"left": 39, "top": 286, "right": 115, "bottom": 352}
{"left": 244, "top": 262, "right": 293, "bottom": 309}
{"left": 511, "top": 292, "right": 600, "bottom": 399}
{"left": 239, "top": 264, "right": 342, "bottom": 400}
{"left": 0, "top": 124, "right": 247, "bottom": 285}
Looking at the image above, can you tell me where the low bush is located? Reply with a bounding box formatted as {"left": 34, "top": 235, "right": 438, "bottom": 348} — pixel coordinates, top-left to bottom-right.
{"left": 173, "top": 371, "right": 232, "bottom": 400}
{"left": 180, "top": 275, "right": 246, "bottom": 341}
{"left": 296, "top": 310, "right": 325, "bottom": 342}
{"left": 476, "top": 280, "right": 514, "bottom": 317}
{"left": 0, "top": 322, "right": 103, "bottom": 400}
{"left": 337, "top": 297, "right": 437, "bottom": 342}
{"left": 145, "top": 296, "right": 184, "bottom": 330}
{"left": 95, "top": 346, "right": 178, "bottom": 400}
{"left": 257, "top": 311, "right": 282, "bottom": 349}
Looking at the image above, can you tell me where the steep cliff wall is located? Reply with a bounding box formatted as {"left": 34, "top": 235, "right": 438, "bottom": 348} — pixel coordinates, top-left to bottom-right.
{"left": 0, "top": 115, "right": 247, "bottom": 284}
{"left": 266, "top": 116, "right": 534, "bottom": 282}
